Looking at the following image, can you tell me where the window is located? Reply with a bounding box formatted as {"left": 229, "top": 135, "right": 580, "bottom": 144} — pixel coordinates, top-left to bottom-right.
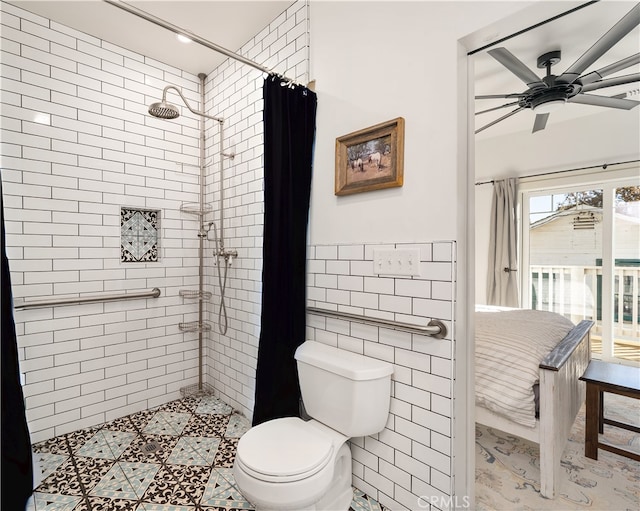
{"left": 520, "top": 167, "right": 639, "bottom": 363}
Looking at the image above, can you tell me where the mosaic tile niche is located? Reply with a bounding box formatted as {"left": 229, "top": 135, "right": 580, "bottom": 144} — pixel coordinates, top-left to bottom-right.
{"left": 120, "top": 207, "right": 161, "bottom": 263}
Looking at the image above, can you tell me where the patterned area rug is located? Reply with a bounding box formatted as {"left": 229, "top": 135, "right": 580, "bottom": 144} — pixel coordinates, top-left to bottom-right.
{"left": 476, "top": 393, "right": 640, "bottom": 510}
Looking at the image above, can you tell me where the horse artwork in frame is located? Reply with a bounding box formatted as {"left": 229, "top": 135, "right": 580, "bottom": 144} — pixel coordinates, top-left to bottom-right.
{"left": 335, "top": 117, "right": 405, "bottom": 196}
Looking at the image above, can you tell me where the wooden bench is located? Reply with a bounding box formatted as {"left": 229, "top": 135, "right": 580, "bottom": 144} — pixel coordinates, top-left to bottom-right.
{"left": 579, "top": 360, "right": 640, "bottom": 461}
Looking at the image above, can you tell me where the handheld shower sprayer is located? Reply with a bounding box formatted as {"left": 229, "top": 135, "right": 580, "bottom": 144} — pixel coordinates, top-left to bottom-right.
{"left": 205, "top": 222, "right": 237, "bottom": 335}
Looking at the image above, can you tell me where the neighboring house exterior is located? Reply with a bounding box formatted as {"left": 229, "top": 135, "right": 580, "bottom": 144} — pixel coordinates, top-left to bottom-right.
{"left": 529, "top": 204, "right": 640, "bottom": 336}
{"left": 530, "top": 204, "right": 640, "bottom": 266}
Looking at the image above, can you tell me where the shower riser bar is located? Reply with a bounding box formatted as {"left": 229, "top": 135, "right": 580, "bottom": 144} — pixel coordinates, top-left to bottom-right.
{"left": 14, "top": 288, "right": 161, "bottom": 310}
{"left": 307, "top": 306, "right": 448, "bottom": 339}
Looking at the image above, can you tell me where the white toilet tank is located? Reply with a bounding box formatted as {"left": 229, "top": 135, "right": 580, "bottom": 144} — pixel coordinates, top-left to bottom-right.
{"left": 294, "top": 341, "right": 393, "bottom": 438}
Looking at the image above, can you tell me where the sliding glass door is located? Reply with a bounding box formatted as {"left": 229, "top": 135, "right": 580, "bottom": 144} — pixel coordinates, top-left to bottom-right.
{"left": 521, "top": 168, "right": 639, "bottom": 364}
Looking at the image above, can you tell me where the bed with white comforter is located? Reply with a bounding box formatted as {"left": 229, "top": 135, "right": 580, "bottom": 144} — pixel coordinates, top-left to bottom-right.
{"left": 475, "top": 306, "right": 575, "bottom": 427}
{"left": 474, "top": 304, "right": 593, "bottom": 498}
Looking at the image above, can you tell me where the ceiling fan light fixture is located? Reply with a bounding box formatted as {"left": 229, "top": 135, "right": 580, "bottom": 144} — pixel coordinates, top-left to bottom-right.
{"left": 532, "top": 98, "right": 567, "bottom": 114}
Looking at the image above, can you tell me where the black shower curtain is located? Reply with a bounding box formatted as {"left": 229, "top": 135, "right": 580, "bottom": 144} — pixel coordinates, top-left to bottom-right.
{"left": 252, "top": 76, "right": 317, "bottom": 426}
{"left": 1, "top": 177, "right": 33, "bottom": 508}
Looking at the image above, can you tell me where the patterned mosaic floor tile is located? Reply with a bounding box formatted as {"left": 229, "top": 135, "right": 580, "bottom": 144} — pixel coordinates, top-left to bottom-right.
{"left": 157, "top": 399, "right": 198, "bottom": 414}
{"left": 183, "top": 413, "right": 229, "bottom": 437}
{"left": 196, "top": 396, "right": 234, "bottom": 415}
{"left": 76, "top": 430, "right": 137, "bottom": 460}
{"left": 65, "top": 427, "right": 103, "bottom": 453}
{"left": 167, "top": 437, "right": 220, "bottom": 466}
{"left": 137, "top": 503, "right": 197, "bottom": 511}
{"left": 32, "top": 436, "right": 71, "bottom": 456}
{"left": 351, "top": 488, "right": 385, "bottom": 511}
{"left": 28, "top": 394, "right": 387, "bottom": 511}
{"left": 201, "top": 468, "right": 254, "bottom": 509}
{"left": 27, "top": 492, "right": 82, "bottom": 511}
{"left": 72, "top": 455, "right": 117, "bottom": 493}
{"left": 143, "top": 411, "right": 192, "bottom": 436}
{"left": 119, "top": 433, "right": 179, "bottom": 463}
{"left": 90, "top": 461, "right": 160, "bottom": 500}
{"left": 143, "top": 464, "right": 211, "bottom": 506}
{"left": 102, "top": 414, "right": 144, "bottom": 433}
{"left": 125, "top": 408, "right": 159, "bottom": 430}
{"left": 213, "top": 438, "right": 238, "bottom": 468}
{"left": 34, "top": 452, "right": 68, "bottom": 482}
{"left": 76, "top": 495, "right": 138, "bottom": 510}
{"left": 36, "top": 457, "right": 88, "bottom": 497}
{"left": 224, "top": 414, "right": 250, "bottom": 438}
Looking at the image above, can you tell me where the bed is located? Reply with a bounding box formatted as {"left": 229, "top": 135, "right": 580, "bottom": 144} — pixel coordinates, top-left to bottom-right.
{"left": 475, "top": 305, "right": 594, "bottom": 499}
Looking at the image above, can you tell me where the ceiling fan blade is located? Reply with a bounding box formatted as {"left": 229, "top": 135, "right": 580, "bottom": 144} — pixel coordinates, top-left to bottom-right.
{"left": 532, "top": 113, "right": 549, "bottom": 133}
{"left": 487, "top": 47, "right": 547, "bottom": 89}
{"left": 581, "top": 72, "right": 640, "bottom": 92}
{"left": 579, "top": 53, "right": 640, "bottom": 85}
{"left": 475, "top": 106, "right": 526, "bottom": 134}
{"left": 476, "top": 101, "right": 521, "bottom": 115}
{"left": 475, "top": 93, "right": 527, "bottom": 100}
{"left": 569, "top": 93, "right": 640, "bottom": 110}
{"left": 557, "top": 3, "right": 640, "bottom": 84}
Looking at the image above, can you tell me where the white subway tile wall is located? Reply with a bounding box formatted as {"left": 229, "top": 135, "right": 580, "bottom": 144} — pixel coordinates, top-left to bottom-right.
{"left": 1, "top": 0, "right": 309, "bottom": 441}
{"left": 201, "top": 1, "right": 309, "bottom": 419}
{"left": 307, "top": 242, "right": 456, "bottom": 511}
{"left": 2, "top": 0, "right": 206, "bottom": 442}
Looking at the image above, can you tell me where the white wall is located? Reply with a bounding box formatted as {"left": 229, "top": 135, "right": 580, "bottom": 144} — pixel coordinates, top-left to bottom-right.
{"left": 308, "top": 2, "right": 532, "bottom": 509}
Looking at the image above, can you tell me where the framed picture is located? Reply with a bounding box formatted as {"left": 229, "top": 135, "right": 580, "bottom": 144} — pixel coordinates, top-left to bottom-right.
{"left": 335, "top": 117, "right": 404, "bottom": 196}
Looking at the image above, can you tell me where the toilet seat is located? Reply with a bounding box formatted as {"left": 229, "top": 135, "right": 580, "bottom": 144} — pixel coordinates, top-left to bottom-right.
{"left": 236, "top": 417, "right": 334, "bottom": 483}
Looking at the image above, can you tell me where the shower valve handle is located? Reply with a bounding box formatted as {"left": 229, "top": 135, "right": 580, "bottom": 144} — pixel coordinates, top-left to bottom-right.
{"left": 214, "top": 248, "right": 238, "bottom": 262}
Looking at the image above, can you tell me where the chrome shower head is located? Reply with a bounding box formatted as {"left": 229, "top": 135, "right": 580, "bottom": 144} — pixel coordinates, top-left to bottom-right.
{"left": 148, "top": 85, "right": 223, "bottom": 122}
{"left": 148, "top": 100, "right": 180, "bottom": 119}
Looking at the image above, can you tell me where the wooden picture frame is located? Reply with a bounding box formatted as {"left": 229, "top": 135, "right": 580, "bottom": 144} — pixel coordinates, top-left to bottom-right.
{"left": 335, "top": 117, "right": 404, "bottom": 196}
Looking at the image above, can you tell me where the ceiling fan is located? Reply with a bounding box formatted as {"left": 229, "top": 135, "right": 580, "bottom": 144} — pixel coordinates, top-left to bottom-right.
{"left": 475, "top": 2, "right": 640, "bottom": 134}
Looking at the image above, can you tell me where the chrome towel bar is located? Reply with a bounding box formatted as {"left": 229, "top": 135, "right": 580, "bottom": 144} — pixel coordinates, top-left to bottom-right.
{"left": 306, "top": 306, "right": 447, "bottom": 339}
{"left": 14, "top": 288, "right": 161, "bottom": 310}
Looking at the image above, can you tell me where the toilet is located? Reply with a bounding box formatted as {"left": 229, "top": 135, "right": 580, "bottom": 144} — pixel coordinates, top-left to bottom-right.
{"left": 233, "top": 341, "right": 394, "bottom": 511}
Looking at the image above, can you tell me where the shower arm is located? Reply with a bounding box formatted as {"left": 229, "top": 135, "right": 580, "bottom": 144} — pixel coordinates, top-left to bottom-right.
{"left": 162, "top": 85, "right": 223, "bottom": 123}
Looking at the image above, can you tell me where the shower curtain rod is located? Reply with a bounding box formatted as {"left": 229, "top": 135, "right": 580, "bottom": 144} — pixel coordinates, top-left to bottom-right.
{"left": 475, "top": 159, "right": 640, "bottom": 186}
{"left": 102, "top": 0, "right": 300, "bottom": 86}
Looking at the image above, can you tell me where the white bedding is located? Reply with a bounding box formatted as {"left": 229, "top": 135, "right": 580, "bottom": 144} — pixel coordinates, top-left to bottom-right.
{"left": 475, "top": 306, "right": 575, "bottom": 427}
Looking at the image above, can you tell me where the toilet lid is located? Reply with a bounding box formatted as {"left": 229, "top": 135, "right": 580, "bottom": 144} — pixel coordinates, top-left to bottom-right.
{"left": 236, "top": 417, "right": 333, "bottom": 482}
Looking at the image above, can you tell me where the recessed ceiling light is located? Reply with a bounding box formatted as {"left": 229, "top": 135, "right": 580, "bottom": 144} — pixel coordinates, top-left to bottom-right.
{"left": 176, "top": 34, "right": 192, "bottom": 44}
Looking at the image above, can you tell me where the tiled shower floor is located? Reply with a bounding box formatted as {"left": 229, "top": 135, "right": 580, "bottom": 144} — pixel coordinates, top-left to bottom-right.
{"left": 28, "top": 394, "right": 385, "bottom": 511}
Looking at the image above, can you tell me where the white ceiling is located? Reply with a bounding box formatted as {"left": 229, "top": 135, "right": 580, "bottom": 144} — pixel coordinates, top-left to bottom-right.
{"left": 7, "top": 1, "right": 640, "bottom": 140}
{"left": 472, "top": 1, "right": 640, "bottom": 139}
{"left": 7, "top": 0, "right": 295, "bottom": 76}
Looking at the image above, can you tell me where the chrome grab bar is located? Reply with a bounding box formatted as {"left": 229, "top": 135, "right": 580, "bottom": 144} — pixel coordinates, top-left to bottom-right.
{"left": 14, "top": 288, "right": 161, "bottom": 310}
{"left": 306, "top": 306, "right": 447, "bottom": 339}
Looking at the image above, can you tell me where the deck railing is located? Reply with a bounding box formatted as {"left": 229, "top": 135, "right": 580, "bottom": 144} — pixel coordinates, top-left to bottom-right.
{"left": 529, "top": 264, "right": 639, "bottom": 341}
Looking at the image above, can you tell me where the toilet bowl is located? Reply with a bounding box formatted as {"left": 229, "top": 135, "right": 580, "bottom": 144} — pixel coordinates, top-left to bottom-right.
{"left": 233, "top": 417, "right": 352, "bottom": 511}
{"left": 233, "top": 341, "right": 393, "bottom": 511}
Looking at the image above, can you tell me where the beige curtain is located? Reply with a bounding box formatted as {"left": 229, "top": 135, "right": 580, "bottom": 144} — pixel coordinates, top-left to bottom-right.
{"left": 486, "top": 178, "right": 519, "bottom": 307}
